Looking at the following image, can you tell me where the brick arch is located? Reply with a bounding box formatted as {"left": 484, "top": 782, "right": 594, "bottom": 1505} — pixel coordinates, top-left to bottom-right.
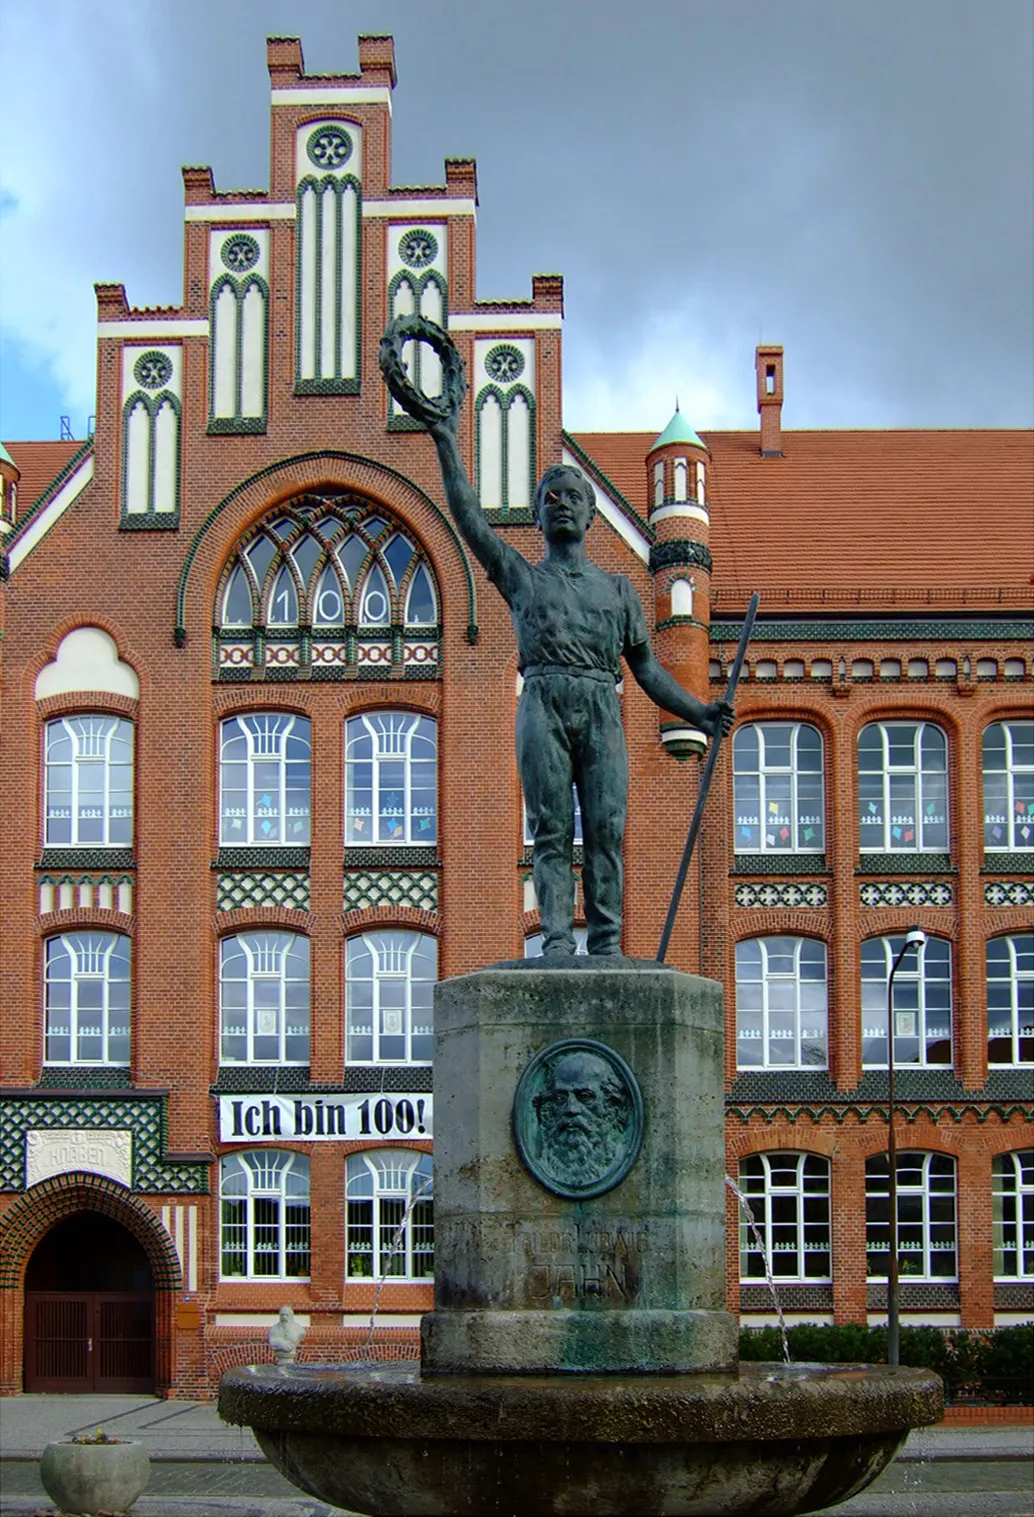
{"left": 174, "top": 451, "right": 478, "bottom": 646}
{"left": 0, "top": 1172, "right": 181, "bottom": 1291}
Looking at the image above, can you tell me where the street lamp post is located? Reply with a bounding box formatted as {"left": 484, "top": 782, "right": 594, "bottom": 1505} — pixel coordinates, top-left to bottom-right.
{"left": 886, "top": 925, "right": 927, "bottom": 1368}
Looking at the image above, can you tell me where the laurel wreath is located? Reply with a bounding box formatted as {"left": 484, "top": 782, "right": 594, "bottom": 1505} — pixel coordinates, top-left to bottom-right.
{"left": 378, "top": 315, "right": 467, "bottom": 427}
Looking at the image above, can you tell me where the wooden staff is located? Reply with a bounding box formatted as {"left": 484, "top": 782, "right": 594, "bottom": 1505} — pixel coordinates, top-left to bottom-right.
{"left": 656, "top": 591, "right": 760, "bottom": 963}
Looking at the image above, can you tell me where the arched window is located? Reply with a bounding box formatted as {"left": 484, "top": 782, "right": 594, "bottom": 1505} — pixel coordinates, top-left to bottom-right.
{"left": 220, "top": 1150, "right": 310, "bottom": 1280}
{"left": 733, "top": 723, "right": 825, "bottom": 853}
{"left": 219, "top": 932, "right": 310, "bottom": 1065}
{"left": 219, "top": 714, "right": 311, "bottom": 846}
{"left": 987, "top": 934, "right": 1034, "bottom": 1065}
{"left": 44, "top": 716, "right": 134, "bottom": 848}
{"left": 865, "top": 1152, "right": 957, "bottom": 1281}
{"left": 44, "top": 932, "right": 131, "bottom": 1066}
{"left": 993, "top": 1151, "right": 1034, "bottom": 1279}
{"left": 345, "top": 931, "right": 437, "bottom": 1064}
{"left": 858, "top": 721, "right": 948, "bottom": 852}
{"left": 735, "top": 937, "right": 828, "bottom": 1069}
{"left": 215, "top": 496, "right": 440, "bottom": 679}
{"left": 861, "top": 935, "right": 953, "bottom": 1067}
{"left": 982, "top": 721, "right": 1033, "bottom": 851}
{"left": 345, "top": 713, "right": 437, "bottom": 845}
{"left": 346, "top": 1149, "right": 433, "bottom": 1280}
{"left": 737, "top": 1152, "right": 831, "bottom": 1282}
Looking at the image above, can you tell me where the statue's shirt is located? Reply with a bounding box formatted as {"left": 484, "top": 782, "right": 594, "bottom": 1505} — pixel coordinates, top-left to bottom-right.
{"left": 487, "top": 552, "right": 650, "bottom": 675}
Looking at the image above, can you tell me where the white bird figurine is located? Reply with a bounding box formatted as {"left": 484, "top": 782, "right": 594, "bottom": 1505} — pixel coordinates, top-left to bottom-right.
{"left": 268, "top": 1305, "right": 306, "bottom": 1364}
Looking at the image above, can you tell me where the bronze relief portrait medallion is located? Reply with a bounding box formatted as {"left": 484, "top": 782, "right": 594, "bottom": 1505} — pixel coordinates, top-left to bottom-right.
{"left": 512, "top": 1038, "right": 644, "bottom": 1200}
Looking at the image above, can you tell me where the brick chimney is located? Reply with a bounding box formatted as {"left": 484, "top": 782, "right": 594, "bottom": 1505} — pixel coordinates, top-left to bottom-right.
{"left": 756, "top": 344, "right": 784, "bottom": 457}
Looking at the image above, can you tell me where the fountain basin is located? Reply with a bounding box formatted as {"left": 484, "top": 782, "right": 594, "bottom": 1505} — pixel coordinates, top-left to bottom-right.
{"left": 219, "top": 1360, "right": 943, "bottom": 1516}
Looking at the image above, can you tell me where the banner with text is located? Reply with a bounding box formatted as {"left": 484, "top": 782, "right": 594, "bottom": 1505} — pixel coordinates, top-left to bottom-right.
{"left": 219, "top": 1093, "right": 433, "bottom": 1142}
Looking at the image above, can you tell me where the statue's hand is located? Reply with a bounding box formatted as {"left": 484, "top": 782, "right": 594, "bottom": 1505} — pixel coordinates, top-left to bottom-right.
{"left": 703, "top": 699, "right": 735, "bottom": 737}
{"left": 379, "top": 315, "right": 467, "bottom": 432}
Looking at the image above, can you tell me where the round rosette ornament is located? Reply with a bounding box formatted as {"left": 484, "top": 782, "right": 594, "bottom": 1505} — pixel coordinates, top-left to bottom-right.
{"left": 379, "top": 315, "right": 467, "bottom": 429}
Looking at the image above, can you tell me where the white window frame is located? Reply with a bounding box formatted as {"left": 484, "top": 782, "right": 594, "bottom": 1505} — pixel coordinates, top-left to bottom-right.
{"left": 987, "top": 933, "right": 1034, "bottom": 1066}
{"left": 219, "top": 713, "right": 311, "bottom": 846}
{"left": 737, "top": 1152, "right": 832, "bottom": 1283}
{"left": 345, "top": 931, "right": 437, "bottom": 1065}
{"left": 865, "top": 1151, "right": 957, "bottom": 1282}
{"left": 220, "top": 1150, "right": 310, "bottom": 1281}
{"left": 993, "top": 1150, "right": 1034, "bottom": 1280}
{"left": 346, "top": 1148, "right": 433, "bottom": 1281}
{"left": 344, "top": 711, "right": 438, "bottom": 846}
{"left": 219, "top": 931, "right": 310, "bottom": 1065}
{"left": 44, "top": 931, "right": 131, "bottom": 1067}
{"left": 982, "top": 721, "right": 1034, "bottom": 852}
{"left": 735, "top": 937, "right": 828, "bottom": 1070}
{"left": 44, "top": 716, "right": 134, "bottom": 848}
{"left": 861, "top": 935, "right": 953, "bottom": 1068}
{"left": 525, "top": 929, "right": 589, "bottom": 957}
{"left": 857, "top": 720, "right": 949, "bottom": 853}
{"left": 732, "top": 722, "right": 825, "bottom": 854}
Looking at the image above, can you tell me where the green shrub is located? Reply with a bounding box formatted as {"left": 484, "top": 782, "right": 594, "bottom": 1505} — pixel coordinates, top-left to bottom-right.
{"left": 738, "top": 1322, "right": 1033, "bottom": 1403}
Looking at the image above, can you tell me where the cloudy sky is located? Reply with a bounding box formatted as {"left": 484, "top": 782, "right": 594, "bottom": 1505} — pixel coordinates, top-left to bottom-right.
{"left": 1, "top": 0, "right": 1031, "bottom": 441}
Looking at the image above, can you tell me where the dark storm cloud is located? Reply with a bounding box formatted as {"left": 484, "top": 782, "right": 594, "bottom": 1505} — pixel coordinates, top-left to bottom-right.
{"left": 1, "top": 0, "right": 1030, "bottom": 432}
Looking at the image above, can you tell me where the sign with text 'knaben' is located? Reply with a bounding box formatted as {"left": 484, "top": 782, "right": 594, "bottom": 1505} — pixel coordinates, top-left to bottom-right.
{"left": 219, "top": 1093, "right": 433, "bottom": 1142}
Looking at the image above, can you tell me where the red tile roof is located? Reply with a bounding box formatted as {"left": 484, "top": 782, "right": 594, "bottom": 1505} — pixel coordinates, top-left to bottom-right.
{"left": 570, "top": 429, "right": 1034, "bottom": 612}
{"left": 3, "top": 440, "right": 85, "bottom": 520}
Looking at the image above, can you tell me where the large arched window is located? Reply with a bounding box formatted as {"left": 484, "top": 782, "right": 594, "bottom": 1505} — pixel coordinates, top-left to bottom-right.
{"left": 345, "top": 713, "right": 437, "bottom": 846}
{"left": 861, "top": 935, "right": 953, "bottom": 1067}
{"left": 219, "top": 932, "right": 310, "bottom": 1065}
{"left": 865, "top": 1152, "right": 957, "bottom": 1281}
{"left": 220, "top": 1150, "right": 310, "bottom": 1280}
{"left": 44, "top": 716, "right": 134, "bottom": 848}
{"left": 735, "top": 937, "right": 828, "bottom": 1069}
{"left": 346, "top": 1149, "right": 433, "bottom": 1280}
{"left": 993, "top": 1151, "right": 1034, "bottom": 1279}
{"left": 345, "top": 931, "right": 437, "bottom": 1064}
{"left": 44, "top": 932, "right": 131, "bottom": 1066}
{"left": 215, "top": 495, "right": 440, "bottom": 679}
{"left": 987, "top": 934, "right": 1034, "bottom": 1066}
{"left": 733, "top": 723, "right": 825, "bottom": 853}
{"left": 983, "top": 721, "right": 1034, "bottom": 852}
{"left": 219, "top": 714, "right": 311, "bottom": 847}
{"left": 858, "top": 721, "right": 948, "bottom": 852}
{"left": 737, "top": 1152, "right": 831, "bottom": 1282}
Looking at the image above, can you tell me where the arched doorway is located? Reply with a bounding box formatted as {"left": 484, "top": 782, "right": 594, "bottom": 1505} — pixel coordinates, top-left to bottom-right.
{"left": 24, "top": 1212, "right": 155, "bottom": 1392}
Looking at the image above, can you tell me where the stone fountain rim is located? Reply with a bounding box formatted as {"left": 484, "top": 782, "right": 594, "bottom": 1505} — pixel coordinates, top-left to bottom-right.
{"left": 219, "top": 1360, "right": 943, "bottom": 1445}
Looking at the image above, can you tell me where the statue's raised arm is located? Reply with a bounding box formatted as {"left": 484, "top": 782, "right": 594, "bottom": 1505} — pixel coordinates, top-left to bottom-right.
{"left": 379, "top": 316, "right": 509, "bottom": 583}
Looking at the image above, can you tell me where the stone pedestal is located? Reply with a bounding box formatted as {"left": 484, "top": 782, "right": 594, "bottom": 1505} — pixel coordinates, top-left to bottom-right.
{"left": 421, "top": 961, "right": 737, "bottom": 1374}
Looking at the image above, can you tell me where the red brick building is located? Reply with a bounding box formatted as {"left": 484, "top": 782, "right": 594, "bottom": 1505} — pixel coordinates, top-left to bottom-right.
{"left": 1, "top": 35, "right": 1031, "bottom": 1396}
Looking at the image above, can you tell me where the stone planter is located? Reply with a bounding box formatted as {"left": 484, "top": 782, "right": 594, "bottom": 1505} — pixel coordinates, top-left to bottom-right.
{"left": 39, "top": 1439, "right": 151, "bottom": 1516}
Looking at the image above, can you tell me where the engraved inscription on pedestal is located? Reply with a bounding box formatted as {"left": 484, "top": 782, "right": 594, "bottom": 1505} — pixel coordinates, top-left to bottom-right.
{"left": 512, "top": 1038, "right": 643, "bottom": 1200}
{"left": 511, "top": 1220, "right": 647, "bottom": 1308}
{"left": 25, "top": 1129, "right": 133, "bottom": 1188}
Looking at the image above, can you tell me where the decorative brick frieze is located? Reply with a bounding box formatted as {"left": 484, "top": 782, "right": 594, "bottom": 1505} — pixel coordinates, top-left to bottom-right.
{"left": 0, "top": 1094, "right": 208, "bottom": 1194}
{"left": 855, "top": 853, "right": 954, "bottom": 875}
{"left": 37, "top": 873, "right": 135, "bottom": 915}
{"left": 859, "top": 881, "right": 954, "bottom": 908}
{"left": 984, "top": 880, "right": 1034, "bottom": 907}
{"left": 732, "top": 854, "right": 828, "bottom": 876}
{"left": 343, "top": 871, "right": 438, "bottom": 912}
{"left": 216, "top": 872, "right": 310, "bottom": 911}
{"left": 215, "top": 847, "right": 310, "bottom": 869}
{"left": 734, "top": 882, "right": 829, "bottom": 909}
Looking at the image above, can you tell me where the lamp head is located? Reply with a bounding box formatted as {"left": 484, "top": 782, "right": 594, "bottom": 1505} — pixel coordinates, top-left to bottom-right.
{"left": 904, "top": 926, "right": 927, "bottom": 948}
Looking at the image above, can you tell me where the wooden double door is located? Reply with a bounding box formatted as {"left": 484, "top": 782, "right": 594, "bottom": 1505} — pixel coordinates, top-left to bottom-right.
{"left": 24, "top": 1292, "right": 154, "bottom": 1392}
{"left": 23, "top": 1212, "right": 155, "bottom": 1393}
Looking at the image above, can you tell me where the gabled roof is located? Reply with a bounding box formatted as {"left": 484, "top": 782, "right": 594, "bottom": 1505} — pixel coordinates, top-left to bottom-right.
{"left": 2, "top": 440, "right": 83, "bottom": 518}
{"left": 570, "top": 428, "right": 1034, "bottom": 612}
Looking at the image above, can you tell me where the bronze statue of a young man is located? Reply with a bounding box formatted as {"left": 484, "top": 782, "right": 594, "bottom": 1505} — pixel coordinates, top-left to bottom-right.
{"left": 380, "top": 317, "right": 733, "bottom": 958}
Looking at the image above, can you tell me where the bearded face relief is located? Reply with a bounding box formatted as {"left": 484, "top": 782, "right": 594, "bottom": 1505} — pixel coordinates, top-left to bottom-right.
{"left": 513, "top": 1039, "right": 644, "bottom": 1200}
